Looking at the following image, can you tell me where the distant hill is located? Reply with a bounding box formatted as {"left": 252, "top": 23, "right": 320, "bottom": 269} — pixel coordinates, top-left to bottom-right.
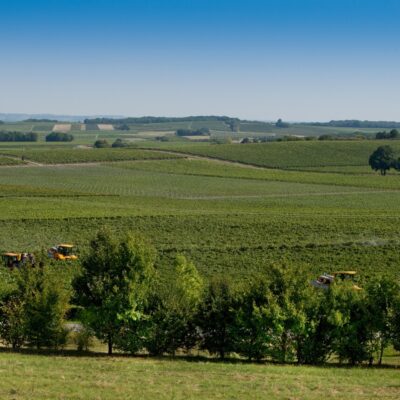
{"left": 0, "top": 113, "right": 125, "bottom": 123}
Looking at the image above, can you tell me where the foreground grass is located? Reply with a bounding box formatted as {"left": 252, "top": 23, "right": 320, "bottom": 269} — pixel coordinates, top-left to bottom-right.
{"left": 0, "top": 353, "right": 399, "bottom": 400}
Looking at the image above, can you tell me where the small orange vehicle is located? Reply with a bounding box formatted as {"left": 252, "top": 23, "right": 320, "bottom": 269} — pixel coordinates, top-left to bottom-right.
{"left": 47, "top": 244, "right": 78, "bottom": 261}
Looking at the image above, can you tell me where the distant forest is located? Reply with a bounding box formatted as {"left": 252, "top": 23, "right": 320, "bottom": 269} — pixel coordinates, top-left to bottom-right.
{"left": 84, "top": 116, "right": 241, "bottom": 124}
{"left": 307, "top": 120, "right": 400, "bottom": 128}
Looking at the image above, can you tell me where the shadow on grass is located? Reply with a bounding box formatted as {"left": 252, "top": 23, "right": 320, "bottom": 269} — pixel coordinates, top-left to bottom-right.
{"left": 0, "top": 346, "right": 399, "bottom": 369}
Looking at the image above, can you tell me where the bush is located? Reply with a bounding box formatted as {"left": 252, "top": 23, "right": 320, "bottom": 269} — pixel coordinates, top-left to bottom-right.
{"left": 176, "top": 128, "right": 210, "bottom": 137}
{"left": 112, "top": 138, "right": 128, "bottom": 148}
{"left": 94, "top": 139, "right": 110, "bottom": 148}
{"left": 0, "top": 131, "right": 38, "bottom": 142}
{"left": 46, "top": 132, "right": 74, "bottom": 142}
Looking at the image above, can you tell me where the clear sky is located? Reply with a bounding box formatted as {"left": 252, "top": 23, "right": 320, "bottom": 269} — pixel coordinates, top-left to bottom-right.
{"left": 1, "top": 0, "right": 400, "bottom": 121}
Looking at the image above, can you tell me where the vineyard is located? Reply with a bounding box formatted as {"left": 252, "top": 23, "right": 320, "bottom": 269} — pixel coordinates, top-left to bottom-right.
{"left": 148, "top": 140, "right": 400, "bottom": 168}
{"left": 1, "top": 141, "right": 400, "bottom": 281}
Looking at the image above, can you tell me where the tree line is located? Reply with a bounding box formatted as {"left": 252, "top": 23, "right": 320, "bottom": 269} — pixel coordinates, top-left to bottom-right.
{"left": 0, "top": 229, "right": 399, "bottom": 365}
{"left": 0, "top": 131, "right": 38, "bottom": 142}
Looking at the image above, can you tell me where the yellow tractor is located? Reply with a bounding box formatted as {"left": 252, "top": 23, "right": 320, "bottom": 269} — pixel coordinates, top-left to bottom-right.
{"left": 48, "top": 244, "right": 78, "bottom": 261}
{"left": 311, "top": 270, "right": 362, "bottom": 291}
{"left": 2, "top": 252, "right": 35, "bottom": 268}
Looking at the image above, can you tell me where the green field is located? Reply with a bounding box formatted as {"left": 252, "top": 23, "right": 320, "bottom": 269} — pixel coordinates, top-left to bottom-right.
{"left": 0, "top": 353, "right": 398, "bottom": 400}
{"left": 144, "top": 140, "right": 400, "bottom": 168}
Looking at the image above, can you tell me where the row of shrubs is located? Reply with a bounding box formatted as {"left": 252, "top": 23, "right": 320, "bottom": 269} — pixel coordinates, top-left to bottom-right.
{"left": 0, "top": 131, "right": 38, "bottom": 142}
{"left": 1, "top": 229, "right": 399, "bottom": 365}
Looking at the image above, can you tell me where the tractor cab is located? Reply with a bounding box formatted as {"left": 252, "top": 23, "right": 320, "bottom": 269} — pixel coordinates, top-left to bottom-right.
{"left": 48, "top": 244, "right": 78, "bottom": 261}
{"left": 311, "top": 270, "right": 361, "bottom": 290}
{"left": 2, "top": 252, "right": 35, "bottom": 268}
{"left": 333, "top": 271, "right": 362, "bottom": 290}
{"left": 3, "top": 252, "right": 22, "bottom": 268}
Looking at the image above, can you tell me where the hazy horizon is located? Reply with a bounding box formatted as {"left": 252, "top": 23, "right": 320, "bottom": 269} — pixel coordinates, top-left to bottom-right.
{"left": 1, "top": 0, "right": 400, "bottom": 121}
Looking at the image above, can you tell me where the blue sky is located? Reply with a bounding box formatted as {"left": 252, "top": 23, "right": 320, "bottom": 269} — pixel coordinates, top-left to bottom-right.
{"left": 1, "top": 0, "right": 400, "bottom": 120}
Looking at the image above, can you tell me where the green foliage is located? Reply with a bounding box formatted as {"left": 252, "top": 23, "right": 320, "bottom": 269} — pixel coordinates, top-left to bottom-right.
{"left": 176, "top": 128, "right": 210, "bottom": 136}
{"left": 111, "top": 138, "right": 129, "bottom": 147}
{"left": 46, "top": 131, "right": 74, "bottom": 142}
{"left": 144, "top": 255, "right": 203, "bottom": 355}
{"left": 73, "top": 228, "right": 156, "bottom": 354}
{"left": 369, "top": 145, "right": 397, "bottom": 175}
{"left": 0, "top": 131, "right": 38, "bottom": 142}
{"left": 0, "top": 266, "right": 71, "bottom": 349}
{"left": 94, "top": 139, "right": 110, "bottom": 148}
{"left": 197, "top": 277, "right": 238, "bottom": 359}
{"left": 158, "top": 140, "right": 400, "bottom": 169}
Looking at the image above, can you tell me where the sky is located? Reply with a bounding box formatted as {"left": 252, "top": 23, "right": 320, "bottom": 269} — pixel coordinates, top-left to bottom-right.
{"left": 1, "top": 0, "right": 400, "bottom": 121}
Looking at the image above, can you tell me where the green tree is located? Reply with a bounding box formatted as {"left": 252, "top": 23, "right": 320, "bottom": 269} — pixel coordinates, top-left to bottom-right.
{"left": 6, "top": 266, "right": 71, "bottom": 350}
{"left": 332, "top": 285, "right": 375, "bottom": 365}
{"left": 366, "top": 276, "right": 400, "bottom": 364}
{"left": 389, "top": 129, "right": 399, "bottom": 139}
{"left": 94, "top": 139, "right": 110, "bottom": 148}
{"left": 145, "top": 255, "right": 203, "bottom": 355}
{"left": 73, "top": 228, "right": 156, "bottom": 355}
{"left": 233, "top": 278, "right": 279, "bottom": 361}
{"left": 197, "top": 277, "right": 237, "bottom": 359}
{"left": 0, "top": 294, "right": 26, "bottom": 349}
{"left": 369, "top": 145, "right": 396, "bottom": 175}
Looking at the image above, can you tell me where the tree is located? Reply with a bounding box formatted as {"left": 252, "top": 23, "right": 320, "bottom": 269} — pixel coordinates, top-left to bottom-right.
{"left": 94, "top": 139, "right": 110, "bottom": 148}
{"left": 145, "top": 255, "right": 203, "bottom": 355}
{"left": 22, "top": 267, "right": 70, "bottom": 349}
{"left": 197, "top": 277, "right": 238, "bottom": 359}
{"left": 276, "top": 119, "right": 290, "bottom": 128}
{"left": 366, "top": 276, "right": 400, "bottom": 365}
{"left": 46, "top": 132, "right": 74, "bottom": 142}
{"left": 0, "top": 266, "right": 70, "bottom": 350}
{"left": 233, "top": 278, "right": 279, "bottom": 361}
{"left": 390, "top": 129, "right": 399, "bottom": 139}
{"left": 369, "top": 145, "right": 396, "bottom": 175}
{"left": 112, "top": 138, "right": 128, "bottom": 148}
{"left": 73, "top": 228, "right": 156, "bottom": 355}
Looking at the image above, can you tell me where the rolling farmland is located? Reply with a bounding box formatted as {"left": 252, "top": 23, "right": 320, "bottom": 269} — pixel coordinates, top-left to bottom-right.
{"left": 1, "top": 122, "right": 400, "bottom": 399}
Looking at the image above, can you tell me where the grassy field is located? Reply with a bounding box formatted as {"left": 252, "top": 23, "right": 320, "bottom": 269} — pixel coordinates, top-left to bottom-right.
{"left": 0, "top": 352, "right": 398, "bottom": 400}
{"left": 144, "top": 140, "right": 400, "bottom": 168}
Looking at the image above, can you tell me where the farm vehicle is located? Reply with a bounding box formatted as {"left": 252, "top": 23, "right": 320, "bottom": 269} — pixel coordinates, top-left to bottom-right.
{"left": 311, "top": 270, "right": 362, "bottom": 291}
{"left": 2, "top": 252, "right": 36, "bottom": 268}
{"left": 47, "top": 244, "right": 78, "bottom": 261}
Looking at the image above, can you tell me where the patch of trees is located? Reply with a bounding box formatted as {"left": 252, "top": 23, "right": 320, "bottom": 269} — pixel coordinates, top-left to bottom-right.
{"left": 112, "top": 138, "right": 129, "bottom": 148}
{"left": 375, "top": 129, "right": 399, "bottom": 139}
{"left": 23, "top": 119, "right": 58, "bottom": 123}
{"left": 0, "top": 131, "right": 38, "bottom": 142}
{"left": 46, "top": 132, "right": 74, "bottom": 142}
{"left": 276, "top": 119, "right": 290, "bottom": 128}
{"left": 309, "top": 120, "right": 400, "bottom": 128}
{"left": 176, "top": 128, "right": 210, "bottom": 136}
{"left": 94, "top": 139, "right": 110, "bottom": 148}
{"left": 0, "top": 229, "right": 399, "bottom": 365}
{"left": 115, "top": 124, "right": 130, "bottom": 131}
{"left": 369, "top": 145, "right": 400, "bottom": 175}
{"left": 85, "top": 116, "right": 240, "bottom": 125}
